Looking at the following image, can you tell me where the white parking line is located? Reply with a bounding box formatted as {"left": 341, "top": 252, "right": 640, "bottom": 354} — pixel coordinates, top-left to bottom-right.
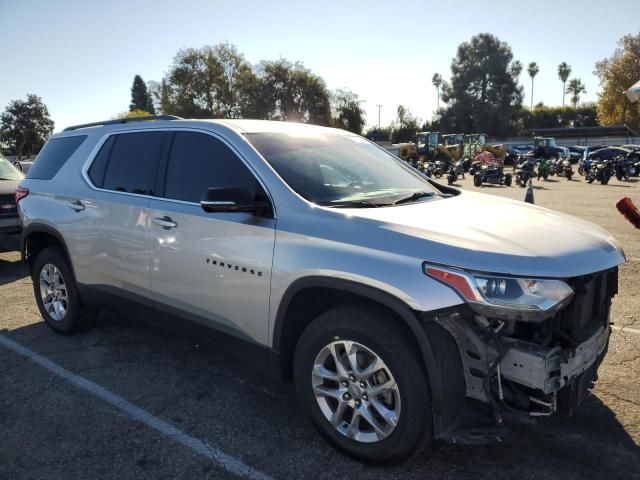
{"left": 612, "top": 325, "right": 640, "bottom": 335}
{"left": 0, "top": 335, "right": 273, "bottom": 480}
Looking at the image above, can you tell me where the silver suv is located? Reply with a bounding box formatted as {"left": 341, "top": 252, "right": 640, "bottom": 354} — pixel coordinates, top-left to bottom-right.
{"left": 18, "top": 116, "right": 625, "bottom": 463}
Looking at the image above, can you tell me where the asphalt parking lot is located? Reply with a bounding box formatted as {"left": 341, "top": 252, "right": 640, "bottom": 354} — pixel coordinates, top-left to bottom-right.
{"left": 1, "top": 173, "right": 639, "bottom": 480}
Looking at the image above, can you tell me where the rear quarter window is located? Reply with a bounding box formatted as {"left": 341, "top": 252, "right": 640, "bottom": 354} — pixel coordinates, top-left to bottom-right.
{"left": 27, "top": 135, "right": 87, "bottom": 180}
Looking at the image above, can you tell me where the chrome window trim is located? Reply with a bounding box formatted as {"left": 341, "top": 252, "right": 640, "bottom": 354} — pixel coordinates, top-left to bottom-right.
{"left": 80, "top": 126, "right": 277, "bottom": 217}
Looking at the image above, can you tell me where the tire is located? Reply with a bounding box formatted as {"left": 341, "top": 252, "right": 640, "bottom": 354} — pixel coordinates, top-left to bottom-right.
{"left": 601, "top": 174, "right": 610, "bottom": 185}
{"left": 447, "top": 174, "right": 454, "bottom": 185}
{"left": 504, "top": 173, "right": 512, "bottom": 187}
{"left": 586, "top": 173, "right": 595, "bottom": 184}
{"left": 578, "top": 166, "right": 584, "bottom": 176}
{"left": 543, "top": 173, "right": 548, "bottom": 180}
{"left": 32, "top": 247, "right": 94, "bottom": 333}
{"left": 293, "top": 304, "right": 432, "bottom": 464}
{"left": 473, "top": 174, "right": 483, "bottom": 187}
{"left": 616, "top": 172, "right": 623, "bottom": 181}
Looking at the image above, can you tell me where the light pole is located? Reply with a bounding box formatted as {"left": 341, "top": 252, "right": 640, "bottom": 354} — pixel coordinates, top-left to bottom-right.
{"left": 376, "top": 104, "right": 382, "bottom": 128}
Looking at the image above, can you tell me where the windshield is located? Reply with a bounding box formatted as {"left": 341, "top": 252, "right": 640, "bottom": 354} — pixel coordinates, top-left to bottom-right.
{"left": 246, "top": 132, "right": 439, "bottom": 206}
{"left": 0, "top": 157, "right": 23, "bottom": 181}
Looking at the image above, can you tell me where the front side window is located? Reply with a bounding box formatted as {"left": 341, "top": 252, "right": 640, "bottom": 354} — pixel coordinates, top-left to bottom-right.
{"left": 101, "top": 131, "right": 165, "bottom": 195}
{"left": 163, "top": 131, "right": 258, "bottom": 203}
{"left": 246, "top": 132, "right": 439, "bottom": 206}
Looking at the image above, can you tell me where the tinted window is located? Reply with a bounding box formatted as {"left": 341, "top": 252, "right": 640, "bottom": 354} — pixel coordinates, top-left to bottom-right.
{"left": 87, "top": 136, "right": 115, "bottom": 187}
{"left": 102, "top": 132, "right": 165, "bottom": 195}
{"left": 27, "top": 135, "right": 86, "bottom": 180}
{"left": 164, "top": 132, "right": 257, "bottom": 203}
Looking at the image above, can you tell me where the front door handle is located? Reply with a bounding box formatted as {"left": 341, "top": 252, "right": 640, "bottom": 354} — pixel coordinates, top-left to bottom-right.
{"left": 68, "top": 200, "right": 85, "bottom": 212}
{"left": 151, "top": 216, "right": 177, "bottom": 230}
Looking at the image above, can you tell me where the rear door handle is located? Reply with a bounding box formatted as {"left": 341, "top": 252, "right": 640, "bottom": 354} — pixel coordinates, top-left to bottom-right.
{"left": 151, "top": 216, "right": 177, "bottom": 229}
{"left": 68, "top": 200, "right": 85, "bottom": 212}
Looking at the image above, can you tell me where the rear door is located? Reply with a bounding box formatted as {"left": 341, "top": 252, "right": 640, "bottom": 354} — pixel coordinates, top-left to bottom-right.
{"left": 75, "top": 130, "right": 167, "bottom": 304}
{"left": 147, "top": 130, "right": 275, "bottom": 345}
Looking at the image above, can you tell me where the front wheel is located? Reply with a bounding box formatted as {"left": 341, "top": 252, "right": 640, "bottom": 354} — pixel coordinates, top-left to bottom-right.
{"left": 293, "top": 305, "right": 432, "bottom": 464}
{"left": 504, "top": 173, "right": 512, "bottom": 187}
{"left": 473, "top": 173, "right": 483, "bottom": 187}
{"left": 601, "top": 174, "right": 610, "bottom": 185}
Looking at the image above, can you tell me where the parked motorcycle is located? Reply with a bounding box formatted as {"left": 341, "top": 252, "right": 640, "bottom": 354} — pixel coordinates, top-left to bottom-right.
{"left": 578, "top": 158, "right": 593, "bottom": 176}
{"left": 613, "top": 156, "right": 631, "bottom": 181}
{"left": 515, "top": 157, "right": 536, "bottom": 186}
{"left": 560, "top": 159, "right": 574, "bottom": 180}
{"left": 433, "top": 158, "right": 449, "bottom": 178}
{"left": 447, "top": 160, "right": 465, "bottom": 185}
{"left": 586, "top": 159, "right": 613, "bottom": 185}
{"left": 537, "top": 158, "right": 550, "bottom": 180}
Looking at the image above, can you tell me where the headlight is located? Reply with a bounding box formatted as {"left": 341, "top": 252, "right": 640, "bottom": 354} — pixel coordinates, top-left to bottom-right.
{"left": 424, "top": 264, "right": 574, "bottom": 321}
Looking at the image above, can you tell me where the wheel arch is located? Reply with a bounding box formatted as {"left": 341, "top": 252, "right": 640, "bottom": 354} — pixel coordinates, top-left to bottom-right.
{"left": 21, "top": 223, "right": 75, "bottom": 280}
{"left": 272, "top": 276, "right": 453, "bottom": 435}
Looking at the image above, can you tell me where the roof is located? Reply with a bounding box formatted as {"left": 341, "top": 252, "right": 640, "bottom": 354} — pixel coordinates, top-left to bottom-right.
{"left": 531, "top": 124, "right": 640, "bottom": 138}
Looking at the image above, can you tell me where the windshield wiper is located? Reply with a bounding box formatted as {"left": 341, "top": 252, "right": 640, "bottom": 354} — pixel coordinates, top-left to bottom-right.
{"left": 322, "top": 200, "right": 388, "bottom": 208}
{"left": 393, "top": 191, "right": 437, "bottom": 205}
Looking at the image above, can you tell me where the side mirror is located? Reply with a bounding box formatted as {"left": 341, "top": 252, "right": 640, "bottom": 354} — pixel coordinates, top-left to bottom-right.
{"left": 200, "top": 187, "right": 270, "bottom": 215}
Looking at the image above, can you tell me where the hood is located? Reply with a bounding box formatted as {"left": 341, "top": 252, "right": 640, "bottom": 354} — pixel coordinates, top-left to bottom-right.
{"left": 332, "top": 191, "right": 625, "bottom": 278}
{"left": 0, "top": 179, "right": 20, "bottom": 196}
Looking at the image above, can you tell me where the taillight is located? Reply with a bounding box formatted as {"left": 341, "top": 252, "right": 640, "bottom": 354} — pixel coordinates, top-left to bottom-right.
{"left": 15, "top": 187, "right": 29, "bottom": 204}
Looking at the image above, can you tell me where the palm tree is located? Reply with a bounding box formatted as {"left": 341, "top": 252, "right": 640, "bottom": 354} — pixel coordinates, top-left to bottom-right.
{"left": 566, "top": 78, "right": 586, "bottom": 109}
{"left": 557, "top": 62, "right": 572, "bottom": 108}
{"left": 527, "top": 62, "right": 540, "bottom": 109}
{"left": 432, "top": 73, "right": 443, "bottom": 111}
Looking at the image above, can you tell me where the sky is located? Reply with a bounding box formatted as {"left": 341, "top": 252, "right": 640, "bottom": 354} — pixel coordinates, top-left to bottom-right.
{"left": 1, "top": 0, "right": 638, "bottom": 132}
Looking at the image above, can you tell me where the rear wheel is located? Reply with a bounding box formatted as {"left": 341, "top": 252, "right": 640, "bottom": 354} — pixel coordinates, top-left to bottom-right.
{"left": 32, "top": 247, "right": 94, "bottom": 333}
{"left": 293, "top": 304, "right": 432, "bottom": 464}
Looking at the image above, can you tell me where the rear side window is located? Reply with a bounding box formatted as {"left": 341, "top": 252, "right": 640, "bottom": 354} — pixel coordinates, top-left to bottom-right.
{"left": 163, "top": 132, "right": 257, "bottom": 203}
{"left": 101, "top": 132, "right": 165, "bottom": 195}
{"left": 87, "top": 136, "right": 115, "bottom": 187}
{"left": 27, "top": 135, "right": 87, "bottom": 180}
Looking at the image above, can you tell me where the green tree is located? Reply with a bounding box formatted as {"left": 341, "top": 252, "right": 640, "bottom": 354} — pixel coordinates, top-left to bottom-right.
{"left": 510, "top": 60, "right": 523, "bottom": 79}
{"left": 258, "top": 59, "right": 331, "bottom": 125}
{"left": 390, "top": 105, "right": 420, "bottom": 143}
{"left": 595, "top": 32, "right": 640, "bottom": 129}
{"left": 566, "top": 78, "right": 586, "bottom": 109}
{"left": 129, "top": 75, "right": 155, "bottom": 114}
{"left": 331, "top": 90, "right": 366, "bottom": 134}
{"left": 432, "top": 73, "right": 443, "bottom": 111}
{"left": 527, "top": 62, "right": 539, "bottom": 109}
{"left": 557, "top": 62, "right": 572, "bottom": 108}
{"left": 0, "top": 94, "right": 54, "bottom": 160}
{"left": 439, "top": 33, "right": 523, "bottom": 137}
{"left": 113, "top": 109, "right": 152, "bottom": 119}
{"left": 160, "top": 42, "right": 260, "bottom": 119}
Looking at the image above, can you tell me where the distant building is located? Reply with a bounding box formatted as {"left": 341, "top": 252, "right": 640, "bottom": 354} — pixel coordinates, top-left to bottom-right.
{"left": 530, "top": 125, "right": 639, "bottom": 146}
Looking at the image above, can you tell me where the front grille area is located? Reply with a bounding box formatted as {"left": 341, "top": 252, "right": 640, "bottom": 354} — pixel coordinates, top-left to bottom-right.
{"left": 554, "top": 267, "right": 618, "bottom": 345}
{"left": 0, "top": 194, "right": 17, "bottom": 218}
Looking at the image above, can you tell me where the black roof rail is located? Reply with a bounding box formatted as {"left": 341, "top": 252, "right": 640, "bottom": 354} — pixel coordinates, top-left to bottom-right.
{"left": 63, "top": 115, "right": 183, "bottom": 132}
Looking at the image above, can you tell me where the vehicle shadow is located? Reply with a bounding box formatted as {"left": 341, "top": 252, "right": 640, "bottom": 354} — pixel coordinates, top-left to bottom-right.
{"left": 0, "top": 256, "right": 28, "bottom": 286}
{"left": 1, "top": 318, "right": 638, "bottom": 480}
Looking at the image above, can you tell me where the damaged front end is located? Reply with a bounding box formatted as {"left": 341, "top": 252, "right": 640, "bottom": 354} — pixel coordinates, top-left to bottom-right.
{"left": 424, "top": 265, "right": 618, "bottom": 443}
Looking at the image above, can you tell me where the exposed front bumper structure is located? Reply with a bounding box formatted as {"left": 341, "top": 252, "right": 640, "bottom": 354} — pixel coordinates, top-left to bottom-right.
{"left": 500, "top": 324, "right": 609, "bottom": 394}
{"left": 427, "top": 267, "right": 617, "bottom": 441}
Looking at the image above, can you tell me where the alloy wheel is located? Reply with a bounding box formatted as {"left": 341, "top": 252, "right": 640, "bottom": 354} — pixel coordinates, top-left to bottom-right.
{"left": 39, "top": 263, "right": 69, "bottom": 321}
{"left": 312, "top": 340, "right": 401, "bottom": 443}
